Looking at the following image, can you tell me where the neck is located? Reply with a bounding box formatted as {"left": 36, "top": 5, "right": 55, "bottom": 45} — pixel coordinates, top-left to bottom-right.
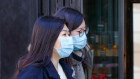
{"left": 51, "top": 49, "right": 61, "bottom": 72}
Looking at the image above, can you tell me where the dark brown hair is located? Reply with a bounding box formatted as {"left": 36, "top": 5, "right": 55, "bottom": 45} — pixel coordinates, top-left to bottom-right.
{"left": 55, "top": 7, "right": 89, "bottom": 67}
{"left": 14, "top": 16, "right": 65, "bottom": 79}
{"left": 54, "top": 7, "right": 84, "bottom": 32}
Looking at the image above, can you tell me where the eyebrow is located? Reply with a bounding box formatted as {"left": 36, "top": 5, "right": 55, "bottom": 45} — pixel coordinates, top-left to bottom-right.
{"left": 78, "top": 25, "right": 86, "bottom": 29}
{"left": 62, "top": 30, "right": 69, "bottom": 32}
{"left": 78, "top": 27, "right": 86, "bottom": 30}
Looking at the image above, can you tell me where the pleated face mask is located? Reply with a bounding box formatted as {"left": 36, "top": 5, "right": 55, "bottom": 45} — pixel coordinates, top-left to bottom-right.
{"left": 55, "top": 36, "right": 74, "bottom": 58}
{"left": 72, "top": 33, "right": 87, "bottom": 50}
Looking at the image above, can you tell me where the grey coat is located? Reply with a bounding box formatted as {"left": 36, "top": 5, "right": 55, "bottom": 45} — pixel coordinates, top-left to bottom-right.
{"left": 71, "top": 44, "right": 94, "bottom": 79}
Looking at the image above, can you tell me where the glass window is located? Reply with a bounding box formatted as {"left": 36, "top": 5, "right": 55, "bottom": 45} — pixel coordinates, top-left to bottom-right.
{"left": 84, "top": 0, "right": 119, "bottom": 79}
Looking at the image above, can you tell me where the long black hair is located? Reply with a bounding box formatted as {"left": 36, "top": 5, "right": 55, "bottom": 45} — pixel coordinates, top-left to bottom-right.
{"left": 15, "top": 16, "right": 65, "bottom": 79}
{"left": 54, "top": 7, "right": 84, "bottom": 32}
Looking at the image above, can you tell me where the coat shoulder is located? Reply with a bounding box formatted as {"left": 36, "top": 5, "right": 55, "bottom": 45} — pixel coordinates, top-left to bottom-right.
{"left": 17, "top": 65, "right": 45, "bottom": 79}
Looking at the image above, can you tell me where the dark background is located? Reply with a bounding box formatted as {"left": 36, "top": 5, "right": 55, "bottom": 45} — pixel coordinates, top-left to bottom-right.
{"left": 0, "top": 0, "right": 37, "bottom": 79}
{"left": 0, "top": 0, "right": 83, "bottom": 79}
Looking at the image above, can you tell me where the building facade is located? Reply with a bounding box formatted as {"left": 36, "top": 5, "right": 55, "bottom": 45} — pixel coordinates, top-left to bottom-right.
{"left": 0, "top": 0, "right": 138, "bottom": 79}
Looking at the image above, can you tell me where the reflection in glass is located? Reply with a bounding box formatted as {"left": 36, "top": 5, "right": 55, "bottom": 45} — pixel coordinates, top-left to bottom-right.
{"left": 85, "top": 0, "right": 119, "bottom": 79}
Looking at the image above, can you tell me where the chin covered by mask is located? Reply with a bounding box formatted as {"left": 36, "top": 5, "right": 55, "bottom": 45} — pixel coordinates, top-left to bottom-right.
{"left": 55, "top": 36, "right": 74, "bottom": 58}
{"left": 72, "top": 33, "right": 87, "bottom": 50}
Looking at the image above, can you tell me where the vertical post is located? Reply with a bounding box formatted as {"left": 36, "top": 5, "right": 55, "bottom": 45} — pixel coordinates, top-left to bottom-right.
{"left": 118, "top": 0, "right": 124, "bottom": 78}
{"left": 51, "top": 0, "right": 57, "bottom": 15}
{"left": 42, "top": 0, "right": 50, "bottom": 16}
{"left": 37, "top": 0, "right": 41, "bottom": 17}
{"left": 49, "top": 0, "right": 51, "bottom": 15}
{"left": 65, "top": 0, "right": 70, "bottom": 7}
{"left": 57, "top": 0, "right": 63, "bottom": 11}
{"left": 37, "top": 0, "right": 44, "bottom": 17}
{"left": 80, "top": 0, "right": 83, "bottom": 13}
{"left": 108, "top": 0, "right": 113, "bottom": 49}
{"left": 130, "top": 2, "right": 134, "bottom": 79}
{"left": 0, "top": 35, "right": 1, "bottom": 79}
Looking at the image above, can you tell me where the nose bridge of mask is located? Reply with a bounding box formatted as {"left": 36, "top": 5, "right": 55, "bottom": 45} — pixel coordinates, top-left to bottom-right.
{"left": 73, "top": 33, "right": 87, "bottom": 42}
{"left": 72, "top": 33, "right": 87, "bottom": 50}
{"left": 60, "top": 36, "right": 73, "bottom": 48}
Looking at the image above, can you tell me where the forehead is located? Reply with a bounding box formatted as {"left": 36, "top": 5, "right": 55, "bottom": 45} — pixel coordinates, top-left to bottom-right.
{"left": 78, "top": 20, "right": 86, "bottom": 29}
{"left": 62, "top": 24, "right": 69, "bottom": 31}
{"left": 63, "top": 24, "right": 68, "bottom": 29}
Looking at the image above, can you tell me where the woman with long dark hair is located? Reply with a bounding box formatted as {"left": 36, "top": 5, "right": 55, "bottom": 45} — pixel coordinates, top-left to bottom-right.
{"left": 15, "top": 16, "right": 74, "bottom": 79}
{"left": 55, "top": 7, "right": 94, "bottom": 79}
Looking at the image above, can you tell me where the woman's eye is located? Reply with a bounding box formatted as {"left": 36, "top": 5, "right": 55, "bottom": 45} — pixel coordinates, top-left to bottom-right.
{"left": 77, "top": 31, "right": 80, "bottom": 33}
{"left": 63, "top": 34, "right": 66, "bottom": 36}
{"left": 84, "top": 30, "right": 86, "bottom": 32}
{"left": 79, "top": 31, "right": 82, "bottom": 33}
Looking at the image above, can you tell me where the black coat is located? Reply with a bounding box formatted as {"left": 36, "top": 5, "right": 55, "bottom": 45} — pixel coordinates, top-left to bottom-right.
{"left": 17, "top": 59, "right": 74, "bottom": 79}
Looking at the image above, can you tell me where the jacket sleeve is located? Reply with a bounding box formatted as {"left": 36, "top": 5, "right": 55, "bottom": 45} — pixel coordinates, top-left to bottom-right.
{"left": 17, "top": 65, "right": 47, "bottom": 79}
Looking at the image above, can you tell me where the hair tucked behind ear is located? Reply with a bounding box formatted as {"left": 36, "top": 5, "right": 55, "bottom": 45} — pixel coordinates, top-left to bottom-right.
{"left": 14, "top": 16, "right": 65, "bottom": 79}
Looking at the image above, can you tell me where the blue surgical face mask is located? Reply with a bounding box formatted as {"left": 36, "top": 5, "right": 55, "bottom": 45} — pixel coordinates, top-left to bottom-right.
{"left": 72, "top": 33, "right": 87, "bottom": 50}
{"left": 55, "top": 36, "right": 73, "bottom": 58}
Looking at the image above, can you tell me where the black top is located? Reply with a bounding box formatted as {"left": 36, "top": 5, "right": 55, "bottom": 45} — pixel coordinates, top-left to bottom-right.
{"left": 17, "top": 59, "right": 74, "bottom": 79}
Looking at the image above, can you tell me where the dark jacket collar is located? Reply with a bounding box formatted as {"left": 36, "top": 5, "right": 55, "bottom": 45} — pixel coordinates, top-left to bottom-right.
{"left": 44, "top": 58, "right": 73, "bottom": 79}
{"left": 59, "top": 59, "right": 73, "bottom": 79}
